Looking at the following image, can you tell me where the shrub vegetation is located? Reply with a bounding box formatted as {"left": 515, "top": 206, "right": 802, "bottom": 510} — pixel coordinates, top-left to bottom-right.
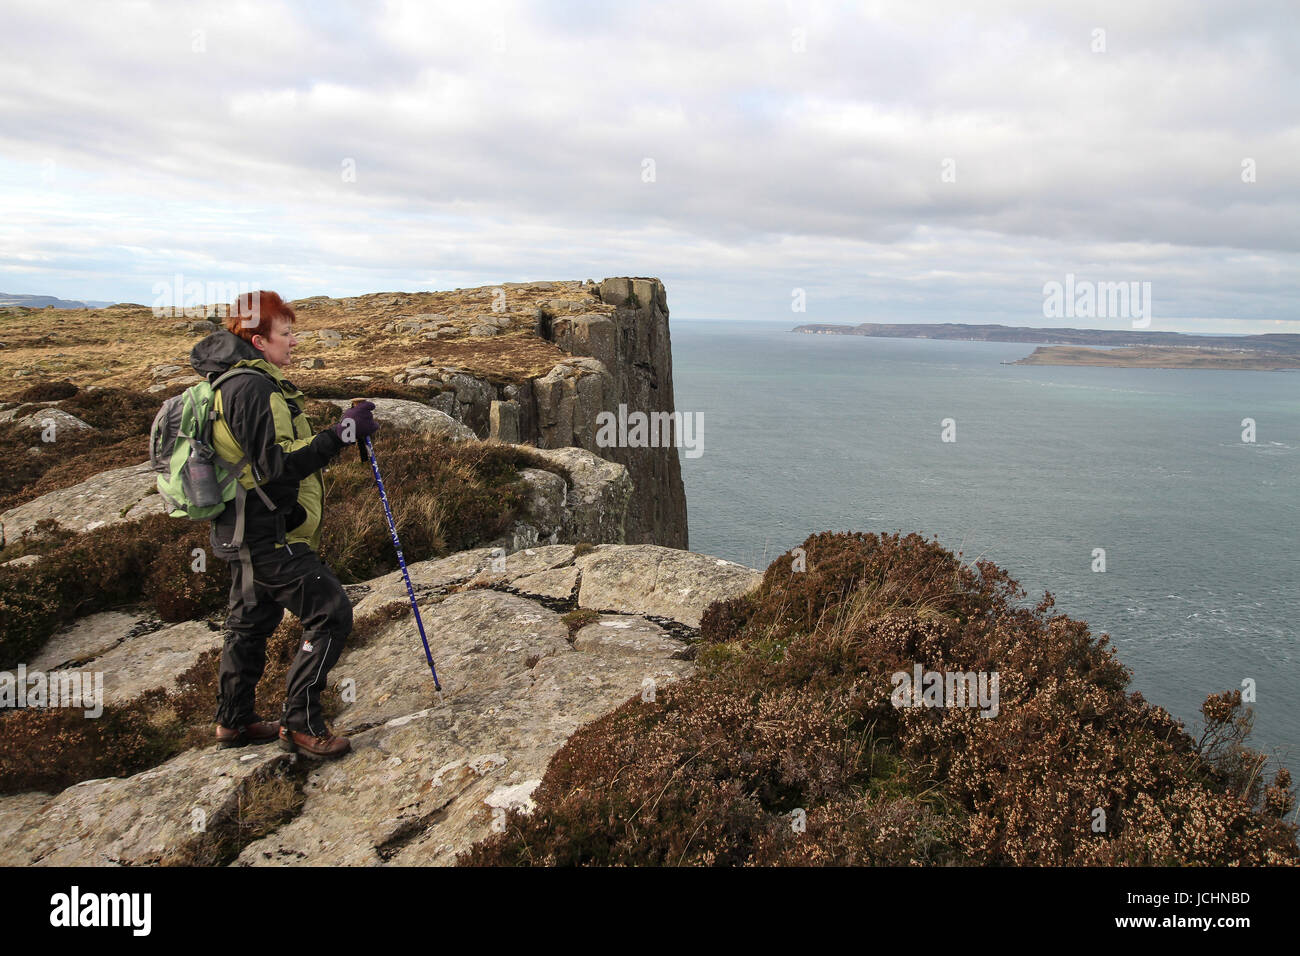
{"left": 0, "top": 384, "right": 160, "bottom": 511}
{"left": 461, "top": 530, "right": 1299, "bottom": 866}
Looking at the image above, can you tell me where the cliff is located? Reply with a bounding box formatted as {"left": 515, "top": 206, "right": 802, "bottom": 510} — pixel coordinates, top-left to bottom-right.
{"left": 0, "top": 276, "right": 690, "bottom": 549}
{"left": 538, "top": 277, "right": 687, "bottom": 549}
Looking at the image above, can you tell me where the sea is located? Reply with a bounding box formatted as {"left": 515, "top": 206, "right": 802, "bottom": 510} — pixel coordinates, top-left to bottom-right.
{"left": 671, "top": 318, "right": 1299, "bottom": 786}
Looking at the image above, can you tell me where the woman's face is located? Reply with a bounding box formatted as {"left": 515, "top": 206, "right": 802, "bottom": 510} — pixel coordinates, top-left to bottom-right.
{"left": 253, "top": 316, "right": 298, "bottom": 369}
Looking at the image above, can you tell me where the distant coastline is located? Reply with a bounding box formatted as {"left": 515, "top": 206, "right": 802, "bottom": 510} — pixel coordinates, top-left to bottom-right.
{"left": 0, "top": 292, "right": 116, "bottom": 310}
{"left": 792, "top": 321, "right": 1300, "bottom": 369}
{"left": 1009, "top": 345, "right": 1300, "bottom": 370}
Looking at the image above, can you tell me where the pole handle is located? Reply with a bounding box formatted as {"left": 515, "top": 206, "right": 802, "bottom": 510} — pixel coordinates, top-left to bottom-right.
{"left": 350, "top": 397, "right": 370, "bottom": 462}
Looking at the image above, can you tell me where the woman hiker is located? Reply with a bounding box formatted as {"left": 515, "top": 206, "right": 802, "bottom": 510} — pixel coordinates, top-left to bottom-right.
{"left": 188, "top": 290, "right": 378, "bottom": 759}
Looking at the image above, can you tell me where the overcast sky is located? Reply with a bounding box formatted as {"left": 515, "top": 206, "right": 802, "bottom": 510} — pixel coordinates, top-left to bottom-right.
{"left": 1, "top": 0, "right": 1296, "bottom": 332}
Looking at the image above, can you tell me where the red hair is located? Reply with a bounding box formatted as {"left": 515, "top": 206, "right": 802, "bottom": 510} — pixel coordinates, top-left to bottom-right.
{"left": 226, "top": 290, "right": 296, "bottom": 344}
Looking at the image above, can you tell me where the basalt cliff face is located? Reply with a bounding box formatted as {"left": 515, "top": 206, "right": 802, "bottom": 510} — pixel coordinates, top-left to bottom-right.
{"left": 310, "top": 276, "right": 688, "bottom": 548}
{"left": 535, "top": 277, "right": 687, "bottom": 549}
{"left": 353, "top": 276, "right": 688, "bottom": 549}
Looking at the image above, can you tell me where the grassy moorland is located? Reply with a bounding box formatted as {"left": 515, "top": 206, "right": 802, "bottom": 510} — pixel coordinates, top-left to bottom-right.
{"left": 0, "top": 283, "right": 597, "bottom": 391}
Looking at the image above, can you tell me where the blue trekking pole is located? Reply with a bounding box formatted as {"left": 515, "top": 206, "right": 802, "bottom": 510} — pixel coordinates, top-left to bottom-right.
{"left": 352, "top": 400, "right": 441, "bottom": 691}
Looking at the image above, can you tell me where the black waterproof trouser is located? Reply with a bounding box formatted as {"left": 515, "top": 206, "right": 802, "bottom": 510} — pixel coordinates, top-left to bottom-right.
{"left": 214, "top": 543, "right": 352, "bottom": 737}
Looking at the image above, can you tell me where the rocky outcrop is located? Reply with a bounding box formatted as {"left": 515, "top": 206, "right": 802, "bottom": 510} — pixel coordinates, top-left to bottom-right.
{"left": 489, "top": 400, "right": 519, "bottom": 443}
{"left": 22, "top": 612, "right": 220, "bottom": 706}
{"left": 537, "top": 277, "right": 687, "bottom": 550}
{"left": 0, "top": 442, "right": 627, "bottom": 555}
{"left": 0, "top": 543, "right": 762, "bottom": 866}
{"left": 573, "top": 545, "right": 758, "bottom": 628}
{"left": 30, "top": 611, "right": 160, "bottom": 670}
{"left": 0, "top": 462, "right": 164, "bottom": 545}
{"left": 0, "top": 406, "right": 93, "bottom": 432}
{"left": 510, "top": 446, "right": 632, "bottom": 548}
{"left": 2, "top": 748, "right": 291, "bottom": 866}
{"left": 528, "top": 358, "right": 616, "bottom": 450}
{"left": 82, "top": 621, "right": 221, "bottom": 706}
{"left": 371, "top": 277, "right": 690, "bottom": 551}
{"left": 384, "top": 367, "right": 505, "bottom": 438}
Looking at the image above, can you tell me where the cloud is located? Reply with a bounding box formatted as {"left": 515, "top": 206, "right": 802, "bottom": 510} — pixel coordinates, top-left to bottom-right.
{"left": 0, "top": 0, "right": 1296, "bottom": 331}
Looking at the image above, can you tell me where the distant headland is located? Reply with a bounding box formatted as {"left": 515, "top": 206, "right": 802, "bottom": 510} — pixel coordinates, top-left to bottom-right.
{"left": 792, "top": 322, "right": 1300, "bottom": 369}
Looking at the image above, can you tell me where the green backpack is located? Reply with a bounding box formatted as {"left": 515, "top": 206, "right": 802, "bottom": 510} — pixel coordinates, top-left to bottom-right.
{"left": 149, "top": 368, "right": 277, "bottom": 525}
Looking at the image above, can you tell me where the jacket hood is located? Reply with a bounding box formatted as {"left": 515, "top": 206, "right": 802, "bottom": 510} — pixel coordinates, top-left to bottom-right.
{"left": 190, "top": 329, "right": 263, "bottom": 378}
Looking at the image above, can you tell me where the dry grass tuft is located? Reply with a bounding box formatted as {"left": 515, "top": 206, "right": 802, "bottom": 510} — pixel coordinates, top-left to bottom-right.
{"left": 160, "top": 764, "right": 307, "bottom": 867}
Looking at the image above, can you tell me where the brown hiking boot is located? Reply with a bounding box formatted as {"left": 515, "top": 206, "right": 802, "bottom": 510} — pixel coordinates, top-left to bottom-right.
{"left": 279, "top": 725, "right": 351, "bottom": 759}
{"left": 216, "top": 719, "right": 280, "bottom": 748}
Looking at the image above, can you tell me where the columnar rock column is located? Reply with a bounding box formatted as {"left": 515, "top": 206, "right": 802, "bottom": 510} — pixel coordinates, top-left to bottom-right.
{"left": 548, "top": 277, "right": 687, "bottom": 549}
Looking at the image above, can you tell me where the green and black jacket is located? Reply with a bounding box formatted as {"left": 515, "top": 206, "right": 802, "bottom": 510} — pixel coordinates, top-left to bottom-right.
{"left": 189, "top": 330, "right": 344, "bottom": 559}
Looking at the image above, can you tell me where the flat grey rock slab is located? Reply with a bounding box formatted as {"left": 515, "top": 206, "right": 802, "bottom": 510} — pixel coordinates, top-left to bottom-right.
{"left": 575, "top": 544, "right": 761, "bottom": 627}
{"left": 508, "top": 566, "right": 580, "bottom": 601}
{"left": 0, "top": 461, "right": 164, "bottom": 541}
{"left": 235, "top": 646, "right": 691, "bottom": 867}
{"left": 332, "top": 589, "right": 572, "bottom": 732}
{"left": 349, "top": 548, "right": 497, "bottom": 618}
{"left": 31, "top": 611, "right": 150, "bottom": 670}
{"left": 572, "top": 614, "right": 684, "bottom": 658}
{"left": 0, "top": 747, "right": 290, "bottom": 866}
{"left": 91, "top": 620, "right": 222, "bottom": 705}
{"left": 323, "top": 398, "right": 476, "bottom": 442}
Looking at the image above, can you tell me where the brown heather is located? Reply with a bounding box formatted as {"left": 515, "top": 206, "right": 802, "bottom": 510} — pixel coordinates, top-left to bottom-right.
{"left": 461, "top": 530, "right": 1298, "bottom": 866}
{"left": 0, "top": 515, "right": 216, "bottom": 670}
{"left": 0, "top": 383, "right": 162, "bottom": 511}
{"left": 158, "top": 766, "right": 308, "bottom": 867}
{"left": 560, "top": 607, "right": 602, "bottom": 642}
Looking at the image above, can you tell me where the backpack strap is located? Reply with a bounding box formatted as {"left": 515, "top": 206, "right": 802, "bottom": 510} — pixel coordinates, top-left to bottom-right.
{"left": 212, "top": 450, "right": 275, "bottom": 508}
{"left": 233, "top": 485, "right": 256, "bottom": 606}
{"left": 208, "top": 366, "right": 283, "bottom": 607}
{"left": 211, "top": 365, "right": 274, "bottom": 389}
{"left": 207, "top": 366, "right": 280, "bottom": 509}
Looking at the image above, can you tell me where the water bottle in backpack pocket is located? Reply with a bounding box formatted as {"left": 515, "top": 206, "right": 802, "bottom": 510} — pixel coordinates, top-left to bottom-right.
{"left": 180, "top": 442, "right": 224, "bottom": 508}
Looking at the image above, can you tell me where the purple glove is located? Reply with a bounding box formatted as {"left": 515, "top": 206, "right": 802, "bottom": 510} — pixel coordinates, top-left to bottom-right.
{"left": 334, "top": 400, "right": 379, "bottom": 445}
